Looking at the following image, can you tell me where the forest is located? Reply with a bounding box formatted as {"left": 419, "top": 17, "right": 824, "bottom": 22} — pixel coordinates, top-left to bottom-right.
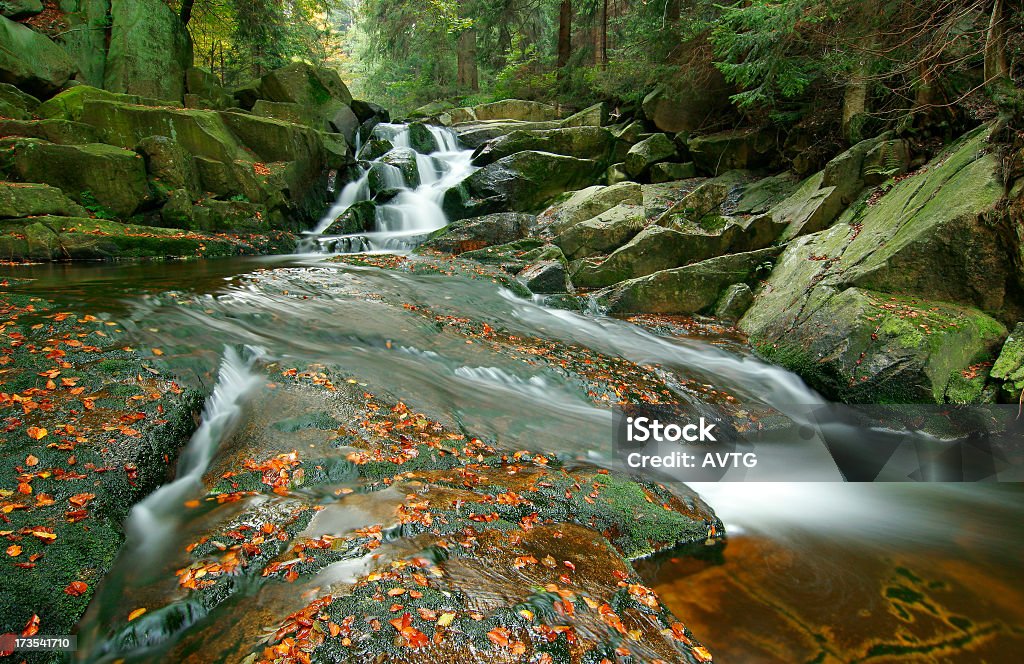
{"left": 1, "top": 1, "right": 1024, "bottom": 662}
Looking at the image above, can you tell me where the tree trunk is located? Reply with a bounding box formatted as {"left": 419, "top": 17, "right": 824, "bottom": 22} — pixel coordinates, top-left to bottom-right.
{"left": 457, "top": 29, "right": 479, "bottom": 92}
{"left": 594, "top": 0, "right": 608, "bottom": 67}
{"left": 557, "top": 0, "right": 572, "bottom": 78}
{"left": 985, "top": 0, "right": 1009, "bottom": 82}
{"left": 180, "top": 0, "right": 196, "bottom": 26}
{"left": 666, "top": 0, "right": 681, "bottom": 24}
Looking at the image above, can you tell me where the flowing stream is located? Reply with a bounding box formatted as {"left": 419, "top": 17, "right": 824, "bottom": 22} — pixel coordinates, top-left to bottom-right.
{"left": 1, "top": 122, "right": 1021, "bottom": 662}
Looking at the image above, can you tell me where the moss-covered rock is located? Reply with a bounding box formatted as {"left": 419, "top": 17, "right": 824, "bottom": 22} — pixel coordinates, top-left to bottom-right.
{"left": 642, "top": 78, "right": 734, "bottom": 134}
{"left": 598, "top": 248, "right": 779, "bottom": 315}
{"left": 104, "top": 0, "right": 193, "bottom": 101}
{"left": 991, "top": 322, "right": 1024, "bottom": 401}
{"left": 650, "top": 161, "right": 697, "bottom": 183}
{"left": 0, "top": 118, "right": 101, "bottom": 145}
{"left": 517, "top": 259, "right": 569, "bottom": 293}
{"left": 687, "top": 127, "right": 777, "bottom": 175}
{"left": 560, "top": 101, "right": 609, "bottom": 128}
{"left": 452, "top": 119, "right": 564, "bottom": 149}
{"left": 0, "top": 81, "right": 37, "bottom": 119}
{"left": 323, "top": 199, "right": 376, "bottom": 235}
{"left": 538, "top": 181, "right": 642, "bottom": 235}
{"left": 0, "top": 0, "right": 43, "bottom": 19}
{"left": 137, "top": 134, "right": 201, "bottom": 199}
{"left": 55, "top": 0, "right": 112, "bottom": 88}
{"left": 377, "top": 147, "right": 421, "bottom": 188}
{"left": 624, "top": 133, "right": 677, "bottom": 178}
{"left": 0, "top": 14, "right": 77, "bottom": 96}
{"left": 1, "top": 137, "right": 148, "bottom": 217}
{"left": 445, "top": 151, "right": 601, "bottom": 220}
{"left": 0, "top": 181, "right": 89, "bottom": 218}
{"left": 185, "top": 66, "right": 233, "bottom": 109}
{"left": 80, "top": 99, "right": 249, "bottom": 163}
{"left": 252, "top": 99, "right": 315, "bottom": 126}
{"left": 472, "top": 126, "right": 616, "bottom": 166}
{"left": 554, "top": 203, "right": 645, "bottom": 259}
{"left": 419, "top": 212, "right": 537, "bottom": 255}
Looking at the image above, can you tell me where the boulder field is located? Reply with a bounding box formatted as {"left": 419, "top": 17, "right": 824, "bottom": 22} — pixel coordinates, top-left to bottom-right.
{"left": 421, "top": 115, "right": 1024, "bottom": 408}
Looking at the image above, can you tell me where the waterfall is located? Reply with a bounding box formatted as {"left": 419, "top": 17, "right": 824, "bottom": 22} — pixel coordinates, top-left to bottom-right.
{"left": 121, "top": 346, "right": 264, "bottom": 557}
{"left": 305, "top": 122, "right": 476, "bottom": 253}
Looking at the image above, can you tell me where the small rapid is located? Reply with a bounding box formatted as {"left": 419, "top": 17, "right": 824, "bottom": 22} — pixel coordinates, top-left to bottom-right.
{"left": 304, "top": 123, "right": 475, "bottom": 253}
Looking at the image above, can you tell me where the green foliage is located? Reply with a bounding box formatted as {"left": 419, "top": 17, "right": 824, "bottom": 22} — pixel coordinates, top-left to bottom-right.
{"left": 79, "top": 190, "right": 117, "bottom": 220}
{"left": 711, "top": 0, "right": 827, "bottom": 112}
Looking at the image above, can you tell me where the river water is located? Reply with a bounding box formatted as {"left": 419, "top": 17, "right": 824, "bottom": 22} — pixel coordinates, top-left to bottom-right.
{"left": 2, "top": 125, "right": 1021, "bottom": 662}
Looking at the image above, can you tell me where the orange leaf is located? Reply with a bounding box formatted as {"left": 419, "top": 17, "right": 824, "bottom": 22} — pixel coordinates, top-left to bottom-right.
{"left": 22, "top": 614, "right": 40, "bottom": 637}
{"left": 6, "top": 545, "right": 22, "bottom": 557}
{"left": 26, "top": 427, "right": 47, "bottom": 440}
{"left": 64, "top": 581, "right": 88, "bottom": 596}
{"left": 25, "top": 455, "right": 39, "bottom": 467}
{"left": 128, "top": 608, "right": 147, "bottom": 621}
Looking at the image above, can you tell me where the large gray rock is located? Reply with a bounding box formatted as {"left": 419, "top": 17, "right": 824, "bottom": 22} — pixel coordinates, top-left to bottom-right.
{"left": 642, "top": 78, "right": 734, "bottom": 134}
{"left": 554, "top": 204, "right": 645, "bottom": 259}
{"left": 740, "top": 126, "right": 1013, "bottom": 403}
{"left": 688, "top": 127, "right": 776, "bottom": 175}
{"left": 650, "top": 162, "right": 697, "bottom": 183}
{"left": 0, "top": 15, "right": 76, "bottom": 96}
{"left": 105, "top": 0, "right": 194, "bottom": 101}
{"left": 452, "top": 120, "right": 563, "bottom": 149}
{"left": 0, "top": 81, "right": 37, "bottom": 119}
{"left": 377, "top": 147, "right": 420, "bottom": 188}
{"left": 444, "top": 151, "right": 600, "bottom": 219}
{"left": 0, "top": 118, "right": 100, "bottom": 145}
{"left": 598, "top": 248, "right": 779, "bottom": 315}
{"left": 53, "top": 0, "right": 109, "bottom": 88}
{"left": 471, "top": 99, "right": 560, "bottom": 122}
{"left": 538, "top": 182, "right": 642, "bottom": 235}
{"left": 472, "top": 127, "right": 616, "bottom": 166}
{"left": 419, "top": 213, "right": 537, "bottom": 255}
{"left": 624, "top": 134, "right": 677, "bottom": 177}
{"left": 323, "top": 200, "right": 376, "bottom": 235}
{"left": 517, "top": 260, "right": 569, "bottom": 293}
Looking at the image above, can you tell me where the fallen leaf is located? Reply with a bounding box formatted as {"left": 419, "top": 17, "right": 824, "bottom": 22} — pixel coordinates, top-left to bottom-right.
{"left": 64, "top": 581, "right": 88, "bottom": 596}
{"left": 26, "top": 427, "right": 47, "bottom": 440}
{"left": 128, "top": 608, "right": 147, "bottom": 621}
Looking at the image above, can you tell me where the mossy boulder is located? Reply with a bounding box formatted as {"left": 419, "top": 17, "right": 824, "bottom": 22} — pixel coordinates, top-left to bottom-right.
{"left": 323, "top": 199, "right": 376, "bottom": 235}
{"left": 36, "top": 85, "right": 176, "bottom": 123}
{"left": 560, "top": 102, "right": 608, "bottom": 128}
{"left": 472, "top": 126, "right": 616, "bottom": 166}
{"left": 80, "top": 99, "right": 249, "bottom": 163}
{"left": 419, "top": 213, "right": 537, "bottom": 255}
{"left": 357, "top": 138, "right": 393, "bottom": 162}
{"left": 0, "top": 0, "right": 43, "bottom": 19}
{"left": 470, "top": 99, "right": 560, "bottom": 122}
{"left": 0, "top": 81, "right": 38, "bottom": 119}
{"left": 136, "top": 134, "right": 201, "bottom": 198}
{"left": 53, "top": 0, "right": 110, "bottom": 88}
{"left": 185, "top": 67, "right": 233, "bottom": 109}
{"left": 458, "top": 238, "right": 563, "bottom": 273}
{"left": 624, "top": 133, "right": 677, "bottom": 178}
{"left": 688, "top": 127, "right": 777, "bottom": 175}
{"left": 0, "top": 14, "right": 77, "bottom": 96}
{"left": 242, "top": 61, "right": 353, "bottom": 133}
{"left": 740, "top": 126, "right": 1015, "bottom": 404}
{"left": 0, "top": 181, "right": 88, "bottom": 218}
{"left": 715, "top": 283, "right": 755, "bottom": 321}
{"left": 105, "top": 0, "right": 193, "bottom": 101}
{"left": 0, "top": 118, "right": 101, "bottom": 145}
{"left": 445, "top": 151, "right": 600, "bottom": 219}
{"left": 252, "top": 99, "right": 315, "bottom": 126}
{"left": 452, "top": 119, "right": 563, "bottom": 149}
{"left": 598, "top": 248, "right": 779, "bottom": 315}
{"left": 990, "top": 323, "right": 1024, "bottom": 401}
{"left": 650, "top": 161, "right": 697, "bottom": 183}
{"left": 747, "top": 286, "right": 1006, "bottom": 404}
{"left": 377, "top": 147, "right": 421, "bottom": 188}
{"left": 554, "top": 203, "right": 646, "bottom": 259}
{"left": 538, "top": 181, "right": 642, "bottom": 235}
{"left": 1, "top": 138, "right": 148, "bottom": 217}
{"left": 642, "top": 79, "right": 734, "bottom": 134}
{"left": 517, "top": 259, "right": 569, "bottom": 293}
